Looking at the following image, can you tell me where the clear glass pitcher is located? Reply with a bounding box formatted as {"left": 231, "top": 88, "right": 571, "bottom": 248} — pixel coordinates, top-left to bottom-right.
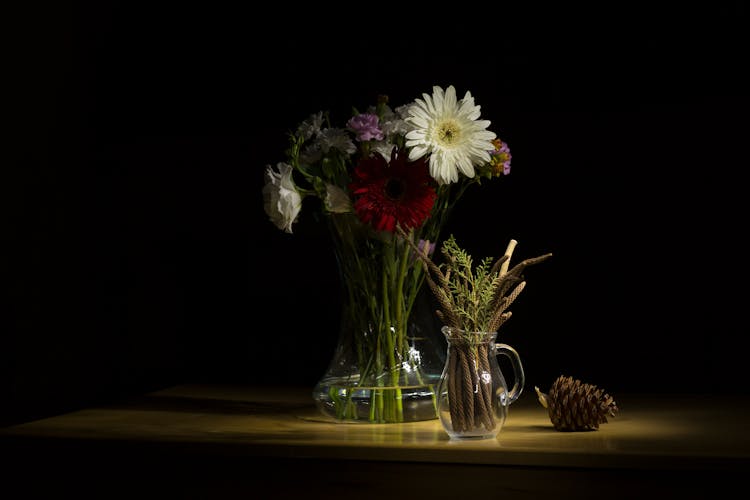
{"left": 436, "top": 326, "right": 525, "bottom": 439}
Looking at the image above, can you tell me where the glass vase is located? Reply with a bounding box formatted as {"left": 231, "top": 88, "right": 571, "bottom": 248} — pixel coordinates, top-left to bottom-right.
{"left": 312, "top": 213, "right": 446, "bottom": 423}
{"left": 436, "top": 326, "right": 525, "bottom": 439}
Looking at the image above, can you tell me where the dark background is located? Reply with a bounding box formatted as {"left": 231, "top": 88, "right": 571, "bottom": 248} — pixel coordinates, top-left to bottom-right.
{"left": 5, "top": 2, "right": 749, "bottom": 426}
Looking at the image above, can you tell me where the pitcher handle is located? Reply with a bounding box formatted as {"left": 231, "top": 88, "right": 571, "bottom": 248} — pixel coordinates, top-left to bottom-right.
{"left": 496, "top": 343, "right": 525, "bottom": 405}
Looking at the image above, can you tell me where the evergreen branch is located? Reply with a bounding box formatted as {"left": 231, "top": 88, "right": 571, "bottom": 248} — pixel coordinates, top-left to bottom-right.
{"left": 398, "top": 231, "right": 550, "bottom": 335}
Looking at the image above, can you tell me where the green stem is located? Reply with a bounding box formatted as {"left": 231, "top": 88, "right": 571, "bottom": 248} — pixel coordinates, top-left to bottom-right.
{"left": 382, "top": 250, "right": 395, "bottom": 363}
{"left": 382, "top": 242, "right": 404, "bottom": 422}
{"left": 327, "top": 211, "right": 456, "bottom": 422}
{"left": 395, "top": 240, "right": 410, "bottom": 355}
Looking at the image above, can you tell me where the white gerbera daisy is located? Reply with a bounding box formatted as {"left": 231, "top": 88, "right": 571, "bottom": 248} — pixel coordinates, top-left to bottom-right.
{"left": 405, "top": 85, "right": 496, "bottom": 184}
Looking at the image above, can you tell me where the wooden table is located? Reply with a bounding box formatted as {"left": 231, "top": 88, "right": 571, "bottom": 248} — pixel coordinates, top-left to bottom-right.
{"left": 2, "top": 385, "right": 748, "bottom": 499}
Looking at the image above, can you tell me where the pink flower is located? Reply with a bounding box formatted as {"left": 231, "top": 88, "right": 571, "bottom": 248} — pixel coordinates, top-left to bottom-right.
{"left": 346, "top": 113, "right": 384, "bottom": 142}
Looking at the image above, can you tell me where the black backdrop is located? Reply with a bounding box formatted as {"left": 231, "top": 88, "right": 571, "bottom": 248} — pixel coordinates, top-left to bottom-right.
{"left": 5, "top": 2, "right": 749, "bottom": 426}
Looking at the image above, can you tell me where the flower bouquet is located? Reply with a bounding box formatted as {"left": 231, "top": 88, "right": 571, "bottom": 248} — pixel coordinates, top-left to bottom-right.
{"left": 263, "top": 85, "right": 512, "bottom": 423}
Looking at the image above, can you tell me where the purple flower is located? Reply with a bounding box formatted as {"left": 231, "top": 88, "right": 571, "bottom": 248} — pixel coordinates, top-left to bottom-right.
{"left": 347, "top": 113, "right": 384, "bottom": 142}
{"left": 409, "top": 238, "right": 437, "bottom": 263}
{"left": 489, "top": 139, "right": 512, "bottom": 176}
{"left": 418, "top": 239, "right": 436, "bottom": 257}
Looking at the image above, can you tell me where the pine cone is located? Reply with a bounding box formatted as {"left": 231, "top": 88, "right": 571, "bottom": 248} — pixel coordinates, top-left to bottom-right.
{"left": 535, "top": 375, "right": 619, "bottom": 431}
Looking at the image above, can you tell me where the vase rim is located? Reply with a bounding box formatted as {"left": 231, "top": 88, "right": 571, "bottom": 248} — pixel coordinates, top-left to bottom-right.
{"left": 441, "top": 326, "right": 498, "bottom": 341}
{"left": 441, "top": 325, "right": 498, "bottom": 334}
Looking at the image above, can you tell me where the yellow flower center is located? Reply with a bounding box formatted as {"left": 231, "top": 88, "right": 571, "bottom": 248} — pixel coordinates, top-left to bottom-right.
{"left": 434, "top": 120, "right": 461, "bottom": 147}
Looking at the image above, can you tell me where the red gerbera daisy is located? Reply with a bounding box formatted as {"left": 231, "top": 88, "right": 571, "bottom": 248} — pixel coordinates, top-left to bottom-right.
{"left": 349, "top": 149, "right": 437, "bottom": 233}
